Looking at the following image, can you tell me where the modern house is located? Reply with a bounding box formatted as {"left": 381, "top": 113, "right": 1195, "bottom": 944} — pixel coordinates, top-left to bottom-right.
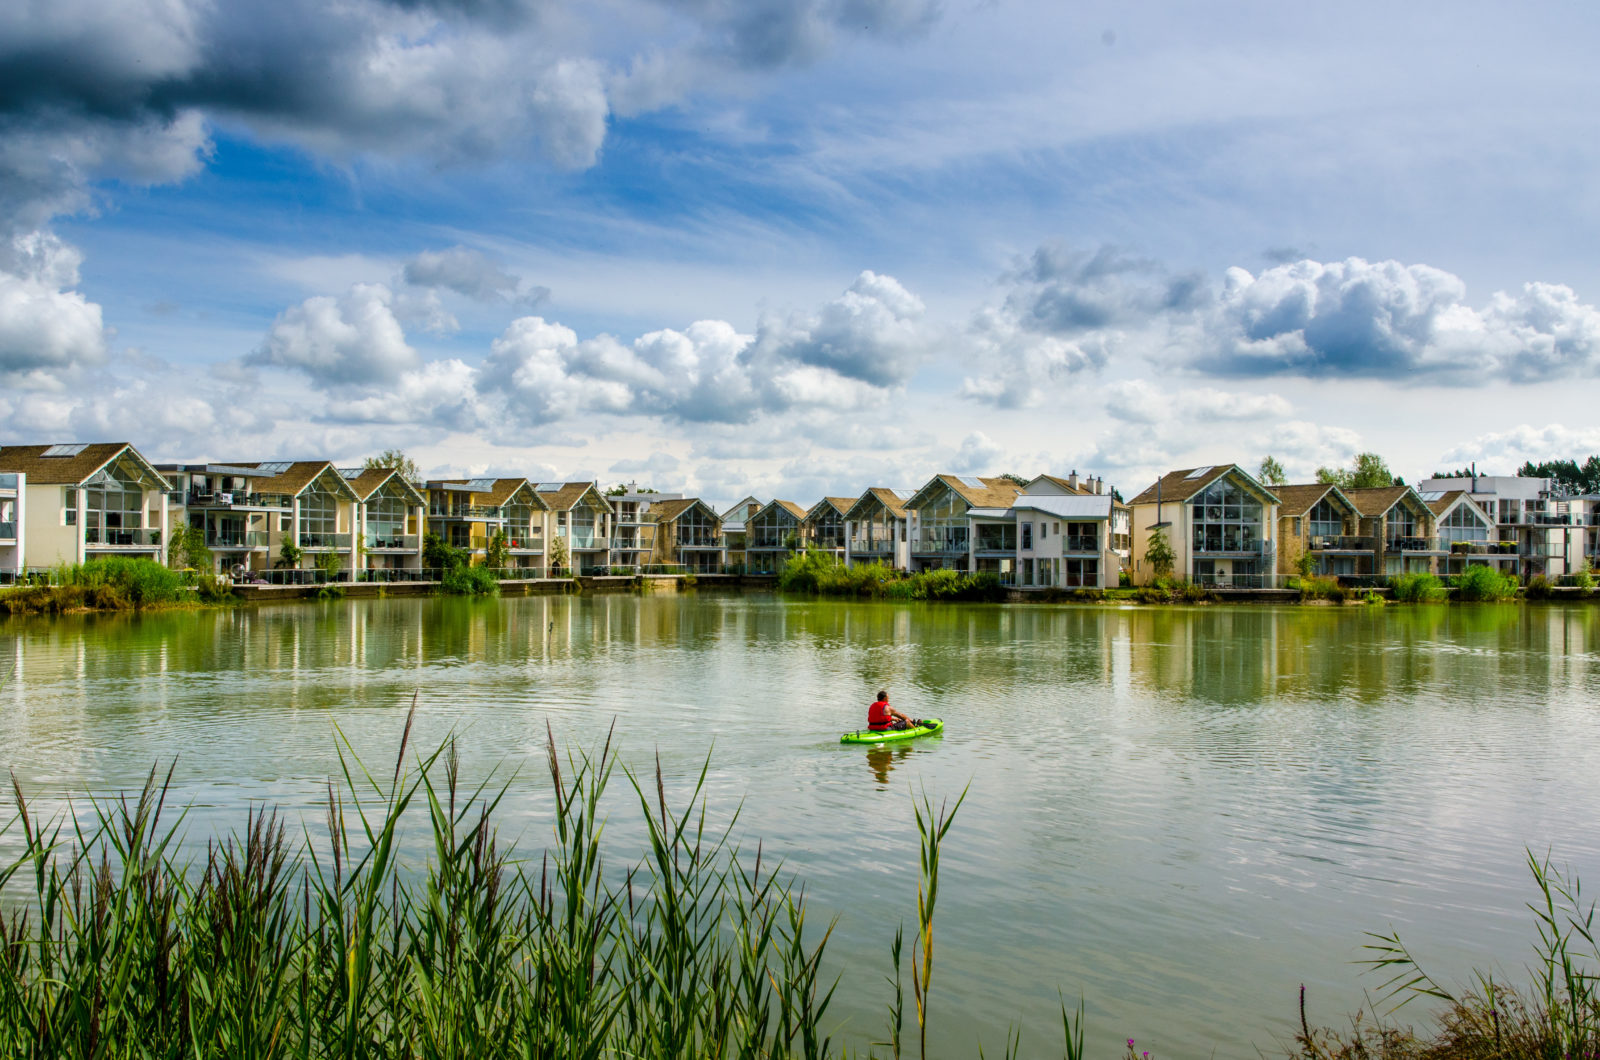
{"left": 903, "top": 475, "right": 1024, "bottom": 572}
{"left": 1419, "top": 489, "right": 1504, "bottom": 575}
{"left": 1128, "top": 466, "right": 1280, "bottom": 586}
{"left": 719, "top": 496, "right": 763, "bottom": 572}
{"left": 0, "top": 443, "right": 171, "bottom": 573}
{"left": 227, "top": 461, "right": 362, "bottom": 575}
{"left": 1273, "top": 483, "right": 1367, "bottom": 578}
{"left": 160, "top": 461, "right": 284, "bottom": 574}
{"left": 1342, "top": 486, "right": 1446, "bottom": 577}
{"left": 842, "top": 488, "right": 912, "bottom": 570}
{"left": 801, "top": 498, "right": 853, "bottom": 560}
{"left": 535, "top": 482, "right": 615, "bottom": 574}
{"left": 1007, "top": 491, "right": 1123, "bottom": 589}
{"left": 340, "top": 467, "right": 428, "bottom": 573}
{"left": 495, "top": 479, "right": 551, "bottom": 573}
{"left": 1416, "top": 475, "right": 1579, "bottom": 578}
{"left": 644, "top": 498, "right": 725, "bottom": 572}
{"left": 1021, "top": 472, "right": 1130, "bottom": 577}
{"left": 608, "top": 486, "right": 687, "bottom": 571}
{"left": 746, "top": 500, "right": 807, "bottom": 574}
{"left": 425, "top": 478, "right": 507, "bottom": 563}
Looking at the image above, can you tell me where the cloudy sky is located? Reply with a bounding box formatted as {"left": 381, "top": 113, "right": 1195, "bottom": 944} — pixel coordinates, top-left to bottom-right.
{"left": 3, "top": 0, "right": 1598, "bottom": 505}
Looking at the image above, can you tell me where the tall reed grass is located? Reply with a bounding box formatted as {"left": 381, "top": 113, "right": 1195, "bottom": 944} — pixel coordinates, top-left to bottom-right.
{"left": 1, "top": 557, "right": 187, "bottom": 613}
{"left": 777, "top": 553, "right": 1006, "bottom": 602}
{"left": 1389, "top": 572, "right": 1447, "bottom": 603}
{"left": 1453, "top": 565, "right": 1520, "bottom": 602}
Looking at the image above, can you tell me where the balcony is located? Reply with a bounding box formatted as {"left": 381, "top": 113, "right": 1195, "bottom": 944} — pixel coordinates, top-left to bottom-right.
{"left": 1309, "top": 535, "right": 1374, "bottom": 552}
{"left": 208, "top": 530, "right": 269, "bottom": 549}
{"left": 299, "top": 532, "right": 352, "bottom": 549}
{"left": 0, "top": 473, "right": 17, "bottom": 490}
{"left": 86, "top": 527, "right": 161, "bottom": 547}
{"left": 506, "top": 538, "right": 543, "bottom": 553}
{"left": 676, "top": 533, "right": 722, "bottom": 549}
{"left": 365, "top": 533, "right": 419, "bottom": 551}
{"left": 1446, "top": 540, "right": 1518, "bottom": 555}
{"left": 0, "top": 521, "right": 14, "bottom": 540}
{"left": 1060, "top": 535, "right": 1101, "bottom": 553}
{"left": 187, "top": 489, "right": 267, "bottom": 508}
{"left": 1386, "top": 536, "right": 1441, "bottom": 552}
{"left": 428, "top": 505, "right": 504, "bottom": 519}
{"left": 1192, "top": 538, "right": 1265, "bottom": 556}
{"left": 566, "top": 533, "right": 604, "bottom": 550}
{"left": 912, "top": 534, "right": 969, "bottom": 555}
{"left": 609, "top": 537, "right": 646, "bottom": 551}
{"left": 749, "top": 535, "right": 795, "bottom": 550}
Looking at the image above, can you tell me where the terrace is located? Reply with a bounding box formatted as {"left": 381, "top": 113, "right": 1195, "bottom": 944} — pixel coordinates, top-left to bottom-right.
{"left": 1309, "top": 534, "right": 1374, "bottom": 552}
{"left": 207, "top": 530, "right": 269, "bottom": 549}
{"left": 299, "top": 532, "right": 352, "bottom": 549}
{"left": 365, "top": 533, "right": 420, "bottom": 551}
{"left": 86, "top": 527, "right": 161, "bottom": 547}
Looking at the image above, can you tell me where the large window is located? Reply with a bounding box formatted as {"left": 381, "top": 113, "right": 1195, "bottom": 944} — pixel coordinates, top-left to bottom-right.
{"left": 1063, "top": 558, "right": 1099, "bottom": 587}
{"left": 1440, "top": 504, "right": 1490, "bottom": 544}
{"left": 809, "top": 507, "right": 846, "bottom": 549}
{"left": 366, "top": 485, "right": 411, "bottom": 544}
{"left": 915, "top": 489, "right": 969, "bottom": 553}
{"left": 569, "top": 505, "right": 600, "bottom": 548}
{"left": 749, "top": 507, "right": 797, "bottom": 549}
{"left": 1308, "top": 500, "right": 1343, "bottom": 539}
{"left": 80, "top": 465, "right": 147, "bottom": 541}
{"left": 1191, "top": 479, "right": 1263, "bottom": 554}
{"left": 300, "top": 487, "right": 340, "bottom": 545}
{"left": 1387, "top": 504, "right": 1419, "bottom": 544}
{"left": 1064, "top": 522, "right": 1099, "bottom": 552}
{"left": 676, "top": 505, "right": 718, "bottom": 548}
{"left": 504, "top": 498, "right": 542, "bottom": 548}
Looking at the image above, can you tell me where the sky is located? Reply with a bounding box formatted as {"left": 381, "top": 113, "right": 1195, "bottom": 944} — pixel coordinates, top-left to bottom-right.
{"left": 3, "top": 0, "right": 1599, "bottom": 507}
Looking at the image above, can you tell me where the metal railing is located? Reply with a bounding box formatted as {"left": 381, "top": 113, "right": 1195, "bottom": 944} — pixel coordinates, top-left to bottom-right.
{"left": 428, "top": 505, "right": 505, "bottom": 519}
{"left": 299, "top": 533, "right": 352, "bottom": 549}
{"left": 748, "top": 535, "right": 796, "bottom": 549}
{"left": 1060, "top": 535, "right": 1100, "bottom": 553}
{"left": 565, "top": 535, "right": 603, "bottom": 550}
{"left": 0, "top": 521, "right": 14, "bottom": 540}
{"left": 187, "top": 490, "right": 267, "bottom": 507}
{"left": 0, "top": 474, "right": 18, "bottom": 490}
{"left": 207, "top": 530, "right": 269, "bottom": 548}
{"left": 1191, "top": 572, "right": 1279, "bottom": 589}
{"left": 911, "top": 534, "right": 969, "bottom": 554}
{"left": 1192, "top": 539, "right": 1265, "bottom": 555}
{"left": 364, "top": 533, "right": 419, "bottom": 550}
{"left": 1309, "top": 534, "right": 1374, "bottom": 551}
{"left": 676, "top": 535, "right": 722, "bottom": 548}
{"left": 849, "top": 537, "right": 892, "bottom": 552}
{"left": 1447, "top": 541, "right": 1521, "bottom": 555}
{"left": 1386, "top": 536, "right": 1440, "bottom": 552}
{"left": 86, "top": 527, "right": 160, "bottom": 546}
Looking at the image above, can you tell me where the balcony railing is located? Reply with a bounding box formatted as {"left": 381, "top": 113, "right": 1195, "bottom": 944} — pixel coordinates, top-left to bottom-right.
{"left": 748, "top": 535, "right": 795, "bottom": 549}
{"left": 850, "top": 536, "right": 892, "bottom": 552}
{"left": 300, "top": 532, "right": 352, "bottom": 549}
{"left": 912, "top": 534, "right": 969, "bottom": 554}
{"left": 86, "top": 527, "right": 160, "bottom": 547}
{"left": 187, "top": 490, "right": 267, "bottom": 508}
{"left": 609, "top": 537, "right": 646, "bottom": 551}
{"left": 428, "top": 505, "right": 504, "bottom": 519}
{"left": 1060, "top": 535, "right": 1100, "bottom": 553}
{"left": 1386, "top": 536, "right": 1440, "bottom": 552}
{"left": 207, "top": 530, "right": 269, "bottom": 548}
{"left": 0, "top": 473, "right": 17, "bottom": 490}
{"left": 364, "top": 533, "right": 419, "bottom": 550}
{"left": 506, "top": 538, "right": 543, "bottom": 552}
{"left": 566, "top": 534, "right": 603, "bottom": 550}
{"left": 1447, "top": 541, "right": 1518, "bottom": 555}
{"left": 1309, "top": 535, "right": 1374, "bottom": 551}
{"left": 676, "top": 534, "right": 722, "bottom": 548}
{"left": 1192, "top": 539, "right": 1265, "bottom": 555}
{"left": 0, "top": 521, "right": 14, "bottom": 540}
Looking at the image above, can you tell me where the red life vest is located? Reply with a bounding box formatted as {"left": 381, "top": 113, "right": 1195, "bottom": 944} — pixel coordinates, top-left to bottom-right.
{"left": 868, "top": 700, "right": 893, "bottom": 730}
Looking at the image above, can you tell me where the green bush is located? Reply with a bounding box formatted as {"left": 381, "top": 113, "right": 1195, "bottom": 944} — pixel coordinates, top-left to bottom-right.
{"left": 61, "top": 557, "right": 184, "bottom": 606}
{"left": 1299, "top": 575, "right": 1348, "bottom": 603}
{"left": 1391, "top": 572, "right": 1448, "bottom": 603}
{"left": 441, "top": 564, "right": 499, "bottom": 595}
{"left": 1455, "top": 564, "right": 1519, "bottom": 602}
{"left": 194, "top": 573, "right": 236, "bottom": 604}
{"left": 778, "top": 552, "right": 1006, "bottom": 601}
{"left": 1574, "top": 565, "right": 1596, "bottom": 595}
{"left": 1525, "top": 574, "right": 1554, "bottom": 600}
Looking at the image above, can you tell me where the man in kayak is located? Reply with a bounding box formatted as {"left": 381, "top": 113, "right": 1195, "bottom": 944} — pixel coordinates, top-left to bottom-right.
{"left": 868, "top": 690, "right": 915, "bottom": 732}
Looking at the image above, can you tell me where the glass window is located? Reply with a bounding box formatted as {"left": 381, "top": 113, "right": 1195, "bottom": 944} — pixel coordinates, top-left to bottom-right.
{"left": 1191, "top": 478, "right": 1263, "bottom": 554}
{"left": 1440, "top": 504, "right": 1490, "bottom": 544}
{"left": 1308, "top": 500, "right": 1342, "bottom": 539}
{"left": 1021, "top": 522, "right": 1033, "bottom": 549}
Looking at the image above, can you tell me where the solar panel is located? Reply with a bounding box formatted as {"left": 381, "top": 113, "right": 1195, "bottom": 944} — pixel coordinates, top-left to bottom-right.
{"left": 957, "top": 476, "right": 987, "bottom": 489}
{"left": 535, "top": 482, "right": 564, "bottom": 492}
{"left": 1418, "top": 490, "right": 1445, "bottom": 501}
{"left": 257, "top": 461, "right": 293, "bottom": 474}
{"left": 892, "top": 489, "right": 914, "bottom": 500}
{"left": 1184, "top": 466, "right": 1214, "bottom": 480}
{"left": 337, "top": 467, "right": 364, "bottom": 479}
{"left": 42, "top": 443, "right": 89, "bottom": 457}
{"left": 464, "top": 478, "right": 497, "bottom": 492}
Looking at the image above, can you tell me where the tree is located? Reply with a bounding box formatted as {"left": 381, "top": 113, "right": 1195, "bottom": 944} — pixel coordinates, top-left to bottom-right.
{"left": 1518, "top": 456, "right": 1600, "bottom": 494}
{"left": 1316, "top": 452, "right": 1396, "bottom": 490}
{"left": 1000, "top": 472, "right": 1030, "bottom": 487}
{"left": 548, "top": 534, "right": 569, "bottom": 575}
{"left": 314, "top": 550, "right": 342, "bottom": 581}
{"left": 277, "top": 540, "right": 302, "bottom": 569}
{"left": 1257, "top": 456, "right": 1286, "bottom": 486}
{"left": 423, "top": 532, "right": 467, "bottom": 571}
{"left": 1144, "top": 526, "right": 1175, "bottom": 580}
{"left": 168, "top": 523, "right": 213, "bottom": 571}
{"left": 606, "top": 483, "right": 657, "bottom": 496}
{"left": 363, "top": 448, "right": 423, "bottom": 486}
{"left": 485, "top": 528, "right": 510, "bottom": 570}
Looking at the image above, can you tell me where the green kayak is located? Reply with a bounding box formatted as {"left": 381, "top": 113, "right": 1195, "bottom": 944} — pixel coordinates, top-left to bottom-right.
{"left": 840, "top": 718, "right": 944, "bottom": 745}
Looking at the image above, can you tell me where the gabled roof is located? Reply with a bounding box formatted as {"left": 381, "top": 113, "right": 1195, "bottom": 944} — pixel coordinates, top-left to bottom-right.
{"left": 652, "top": 497, "right": 717, "bottom": 524}
{"left": 234, "top": 460, "right": 360, "bottom": 500}
{"left": 343, "top": 467, "right": 427, "bottom": 507}
{"left": 0, "top": 443, "right": 169, "bottom": 488}
{"left": 534, "top": 482, "right": 614, "bottom": 513}
{"left": 752, "top": 499, "right": 807, "bottom": 522}
{"left": 719, "top": 496, "right": 764, "bottom": 521}
{"left": 805, "top": 496, "right": 855, "bottom": 521}
{"left": 1343, "top": 485, "right": 1427, "bottom": 519}
{"left": 1421, "top": 488, "right": 1492, "bottom": 522}
{"left": 1128, "top": 465, "right": 1280, "bottom": 507}
{"left": 905, "top": 474, "right": 1024, "bottom": 511}
{"left": 843, "top": 487, "right": 912, "bottom": 521}
{"left": 484, "top": 478, "right": 549, "bottom": 508}
{"left": 1272, "top": 482, "right": 1355, "bottom": 517}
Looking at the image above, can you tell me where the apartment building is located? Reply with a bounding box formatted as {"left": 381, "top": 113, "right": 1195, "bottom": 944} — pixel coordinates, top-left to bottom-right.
{"left": 1128, "top": 465, "right": 1280, "bottom": 586}
{"left": 802, "top": 498, "right": 853, "bottom": 560}
{"left": 1416, "top": 475, "right": 1581, "bottom": 578}
{"left": 160, "top": 461, "right": 284, "bottom": 574}
{"left": 535, "top": 482, "right": 615, "bottom": 574}
{"left": 1419, "top": 489, "right": 1504, "bottom": 575}
{"left": 425, "top": 478, "right": 507, "bottom": 563}
{"left": 0, "top": 443, "right": 171, "bottom": 574}
{"left": 1342, "top": 486, "right": 1445, "bottom": 577}
{"left": 225, "top": 461, "right": 362, "bottom": 574}
{"left": 341, "top": 467, "right": 428, "bottom": 572}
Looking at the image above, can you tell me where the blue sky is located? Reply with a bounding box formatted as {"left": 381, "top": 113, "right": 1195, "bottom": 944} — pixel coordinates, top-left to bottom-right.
{"left": 3, "top": 0, "right": 1598, "bottom": 505}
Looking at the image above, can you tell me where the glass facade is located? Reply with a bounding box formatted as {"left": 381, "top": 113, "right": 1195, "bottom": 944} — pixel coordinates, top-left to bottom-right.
{"left": 914, "top": 488, "right": 969, "bottom": 554}
{"left": 1440, "top": 504, "right": 1490, "bottom": 544}
{"left": 1191, "top": 479, "right": 1263, "bottom": 554}
{"left": 1308, "top": 500, "right": 1343, "bottom": 539}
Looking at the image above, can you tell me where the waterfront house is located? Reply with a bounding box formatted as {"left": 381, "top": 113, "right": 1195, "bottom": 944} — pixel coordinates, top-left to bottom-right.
{"left": 719, "top": 496, "right": 763, "bottom": 572}
{"left": 801, "top": 498, "right": 853, "bottom": 561}
{"left": 535, "top": 482, "right": 615, "bottom": 574}
{"left": 1007, "top": 491, "right": 1122, "bottom": 589}
{"left": 1022, "top": 472, "right": 1131, "bottom": 571}
{"left": 746, "top": 500, "right": 807, "bottom": 574}
{"left": 903, "top": 475, "right": 1024, "bottom": 573}
{"left": 1416, "top": 474, "right": 1578, "bottom": 578}
{"left": 493, "top": 479, "right": 551, "bottom": 573}
{"left": 1272, "top": 483, "right": 1367, "bottom": 578}
{"left": 842, "top": 488, "right": 912, "bottom": 570}
{"left": 339, "top": 467, "right": 428, "bottom": 573}
{"left": 644, "top": 498, "right": 725, "bottom": 572}
{"left": 425, "top": 477, "right": 506, "bottom": 563}
{"left": 160, "top": 461, "right": 288, "bottom": 574}
{"left": 232, "top": 461, "right": 362, "bottom": 574}
{"left": 1419, "top": 488, "right": 1512, "bottom": 575}
{"left": 1128, "top": 466, "right": 1280, "bottom": 587}
{"left": 608, "top": 486, "right": 686, "bottom": 570}
{"left": 1342, "top": 486, "right": 1446, "bottom": 577}
{"left": 0, "top": 443, "right": 171, "bottom": 575}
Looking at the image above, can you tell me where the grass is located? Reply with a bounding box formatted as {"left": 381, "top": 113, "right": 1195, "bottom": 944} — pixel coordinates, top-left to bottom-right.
{"left": 439, "top": 564, "right": 499, "bottom": 596}
{"left": 1, "top": 558, "right": 191, "bottom": 613}
{"left": 1390, "top": 573, "right": 1448, "bottom": 603}
{"left": 777, "top": 552, "right": 1007, "bottom": 602}
{"left": 1299, "top": 576, "right": 1349, "bottom": 604}
{"left": 1453, "top": 565, "right": 1520, "bottom": 602}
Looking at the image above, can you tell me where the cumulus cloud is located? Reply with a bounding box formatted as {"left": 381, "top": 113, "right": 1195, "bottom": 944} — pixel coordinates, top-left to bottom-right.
{"left": 249, "top": 283, "right": 421, "bottom": 385}
{"left": 0, "top": 231, "right": 108, "bottom": 385}
{"left": 754, "top": 270, "right": 927, "bottom": 387}
{"left": 610, "top": 451, "right": 681, "bottom": 475}
{"left": 1194, "top": 258, "right": 1600, "bottom": 382}
{"left": 1439, "top": 423, "right": 1600, "bottom": 473}
{"left": 950, "top": 430, "right": 1005, "bottom": 474}
{"left": 1104, "top": 380, "right": 1292, "bottom": 424}
{"left": 403, "top": 245, "right": 549, "bottom": 306}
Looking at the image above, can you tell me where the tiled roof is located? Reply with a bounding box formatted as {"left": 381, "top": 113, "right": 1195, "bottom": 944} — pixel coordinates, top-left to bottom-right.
{"left": 0, "top": 443, "right": 166, "bottom": 487}
{"left": 907, "top": 475, "right": 1024, "bottom": 511}
{"left": 843, "top": 487, "right": 911, "bottom": 521}
{"left": 485, "top": 478, "right": 547, "bottom": 507}
{"left": 773, "top": 499, "right": 808, "bottom": 520}
{"left": 807, "top": 496, "right": 855, "bottom": 520}
{"left": 1343, "top": 486, "right": 1415, "bottom": 518}
{"left": 1128, "top": 465, "right": 1279, "bottom": 507}
{"left": 535, "top": 482, "right": 612, "bottom": 512}
{"left": 235, "top": 461, "right": 358, "bottom": 499}
{"left": 1271, "top": 483, "right": 1344, "bottom": 516}
{"left": 345, "top": 467, "right": 426, "bottom": 505}
{"left": 650, "top": 497, "right": 709, "bottom": 522}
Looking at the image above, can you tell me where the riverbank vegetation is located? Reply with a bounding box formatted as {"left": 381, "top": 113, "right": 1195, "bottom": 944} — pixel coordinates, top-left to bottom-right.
{"left": 423, "top": 532, "right": 500, "bottom": 596}
{"left": 778, "top": 551, "right": 1008, "bottom": 602}
{"left": 0, "top": 557, "right": 234, "bottom": 614}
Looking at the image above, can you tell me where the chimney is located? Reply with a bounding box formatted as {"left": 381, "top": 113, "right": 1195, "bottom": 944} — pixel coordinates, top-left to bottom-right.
{"left": 1095, "top": 476, "right": 1106, "bottom": 496}
{"left": 1067, "top": 470, "right": 1079, "bottom": 490}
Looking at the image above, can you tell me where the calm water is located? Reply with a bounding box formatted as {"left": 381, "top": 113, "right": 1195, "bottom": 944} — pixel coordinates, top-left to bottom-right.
{"left": 3, "top": 594, "right": 1600, "bottom": 1057}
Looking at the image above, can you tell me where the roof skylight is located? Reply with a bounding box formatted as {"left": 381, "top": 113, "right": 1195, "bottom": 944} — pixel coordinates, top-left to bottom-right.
{"left": 42, "top": 443, "right": 89, "bottom": 457}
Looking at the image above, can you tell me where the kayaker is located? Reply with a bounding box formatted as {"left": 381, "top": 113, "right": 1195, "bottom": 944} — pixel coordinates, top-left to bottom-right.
{"left": 867, "top": 690, "right": 914, "bottom": 732}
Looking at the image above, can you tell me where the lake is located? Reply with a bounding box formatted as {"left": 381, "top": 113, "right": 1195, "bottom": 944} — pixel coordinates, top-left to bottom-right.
{"left": 3, "top": 593, "right": 1599, "bottom": 1057}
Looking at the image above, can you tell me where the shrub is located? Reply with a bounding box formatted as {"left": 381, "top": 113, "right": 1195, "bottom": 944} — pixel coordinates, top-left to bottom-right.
{"left": 1574, "top": 565, "right": 1596, "bottom": 595}
{"left": 1455, "top": 564, "right": 1519, "bottom": 602}
{"left": 441, "top": 564, "right": 499, "bottom": 595}
{"left": 1300, "top": 575, "right": 1348, "bottom": 603}
{"left": 194, "top": 573, "right": 236, "bottom": 604}
{"left": 1391, "top": 572, "right": 1448, "bottom": 603}
{"left": 1525, "top": 574, "right": 1554, "bottom": 600}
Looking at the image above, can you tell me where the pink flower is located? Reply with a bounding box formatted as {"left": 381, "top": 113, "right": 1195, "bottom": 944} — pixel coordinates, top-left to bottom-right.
{"left": 1128, "top": 1041, "right": 1135, "bottom": 1049}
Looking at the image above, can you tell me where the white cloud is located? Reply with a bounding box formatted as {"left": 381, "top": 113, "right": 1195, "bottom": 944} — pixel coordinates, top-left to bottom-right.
{"left": 0, "top": 231, "right": 108, "bottom": 384}
{"left": 754, "top": 270, "right": 928, "bottom": 387}
{"left": 402, "top": 245, "right": 548, "bottom": 306}
{"left": 1438, "top": 423, "right": 1600, "bottom": 474}
{"left": 249, "top": 283, "right": 421, "bottom": 385}
{"left": 950, "top": 430, "right": 1005, "bottom": 474}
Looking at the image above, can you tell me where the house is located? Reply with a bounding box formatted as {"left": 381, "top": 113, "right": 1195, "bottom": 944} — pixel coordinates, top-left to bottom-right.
{"left": 493, "top": 480, "right": 552, "bottom": 573}
{"left": 801, "top": 497, "right": 854, "bottom": 560}
{"left": 339, "top": 467, "right": 429, "bottom": 573}
{"left": 1007, "top": 491, "right": 1123, "bottom": 589}
{"left": 608, "top": 486, "right": 686, "bottom": 571}
{"left": 842, "top": 488, "right": 912, "bottom": 570}
{"left": 718, "top": 496, "right": 763, "bottom": 572}
{"left": 230, "top": 461, "right": 362, "bottom": 574}
{"left": 425, "top": 477, "right": 508, "bottom": 564}
{"left": 746, "top": 500, "right": 807, "bottom": 574}
{"left": 644, "top": 498, "right": 724, "bottom": 572}
{"left": 1021, "top": 472, "right": 1131, "bottom": 574}
{"left": 1342, "top": 486, "right": 1447, "bottom": 577}
{"left": 0, "top": 443, "right": 172, "bottom": 574}
{"left": 1419, "top": 489, "right": 1510, "bottom": 575}
{"left": 159, "top": 461, "right": 286, "bottom": 574}
{"left": 1128, "top": 466, "right": 1280, "bottom": 586}
{"left": 534, "top": 482, "right": 615, "bottom": 574}
{"left": 1416, "top": 475, "right": 1579, "bottom": 578}
{"left": 902, "top": 475, "right": 1024, "bottom": 572}
{"left": 1272, "top": 483, "right": 1367, "bottom": 578}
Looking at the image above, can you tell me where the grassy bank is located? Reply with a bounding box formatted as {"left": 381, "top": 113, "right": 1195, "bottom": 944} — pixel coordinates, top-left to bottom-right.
{"left": 777, "top": 552, "right": 1008, "bottom": 602}
{"left": 1, "top": 558, "right": 234, "bottom": 614}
